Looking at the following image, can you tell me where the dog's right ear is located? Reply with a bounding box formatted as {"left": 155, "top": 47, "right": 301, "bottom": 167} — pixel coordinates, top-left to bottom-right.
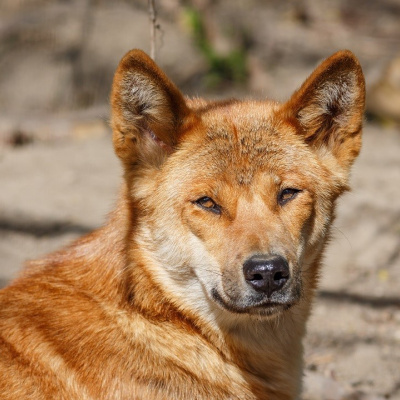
{"left": 111, "top": 49, "right": 193, "bottom": 167}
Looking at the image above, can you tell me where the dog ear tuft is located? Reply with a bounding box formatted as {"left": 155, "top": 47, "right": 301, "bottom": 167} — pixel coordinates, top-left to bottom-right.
{"left": 111, "top": 49, "right": 192, "bottom": 167}
{"left": 284, "top": 50, "right": 365, "bottom": 171}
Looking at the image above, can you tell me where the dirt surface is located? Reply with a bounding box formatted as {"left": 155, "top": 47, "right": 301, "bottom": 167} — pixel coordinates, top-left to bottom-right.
{"left": 0, "top": 1, "right": 399, "bottom": 398}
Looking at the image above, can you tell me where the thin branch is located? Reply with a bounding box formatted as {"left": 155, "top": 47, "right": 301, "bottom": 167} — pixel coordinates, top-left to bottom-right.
{"left": 148, "top": 0, "right": 157, "bottom": 60}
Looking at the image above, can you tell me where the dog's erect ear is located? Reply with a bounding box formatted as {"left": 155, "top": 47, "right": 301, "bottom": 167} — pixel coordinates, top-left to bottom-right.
{"left": 111, "top": 49, "right": 193, "bottom": 166}
{"left": 283, "top": 50, "right": 365, "bottom": 171}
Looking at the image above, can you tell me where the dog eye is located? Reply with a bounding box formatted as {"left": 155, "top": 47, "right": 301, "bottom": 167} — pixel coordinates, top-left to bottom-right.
{"left": 278, "top": 188, "right": 301, "bottom": 206}
{"left": 194, "top": 197, "right": 222, "bottom": 215}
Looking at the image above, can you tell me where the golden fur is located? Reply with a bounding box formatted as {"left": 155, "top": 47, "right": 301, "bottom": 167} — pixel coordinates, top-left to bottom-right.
{"left": 0, "top": 49, "right": 365, "bottom": 399}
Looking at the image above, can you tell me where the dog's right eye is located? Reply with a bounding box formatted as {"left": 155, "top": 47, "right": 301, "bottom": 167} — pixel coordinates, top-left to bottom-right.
{"left": 194, "top": 197, "right": 222, "bottom": 215}
{"left": 278, "top": 188, "right": 302, "bottom": 206}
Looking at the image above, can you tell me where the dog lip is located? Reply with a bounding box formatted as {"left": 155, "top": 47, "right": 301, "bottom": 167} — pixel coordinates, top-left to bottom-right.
{"left": 211, "top": 288, "right": 294, "bottom": 315}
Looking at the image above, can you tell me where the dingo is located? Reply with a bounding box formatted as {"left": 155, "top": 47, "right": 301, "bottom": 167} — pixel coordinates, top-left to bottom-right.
{"left": 0, "top": 49, "right": 365, "bottom": 399}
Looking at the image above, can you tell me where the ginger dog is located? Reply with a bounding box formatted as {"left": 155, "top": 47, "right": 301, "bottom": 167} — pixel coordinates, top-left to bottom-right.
{"left": 0, "top": 49, "right": 365, "bottom": 399}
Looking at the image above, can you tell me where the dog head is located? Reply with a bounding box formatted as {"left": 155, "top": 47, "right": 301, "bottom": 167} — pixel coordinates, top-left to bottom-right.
{"left": 111, "top": 50, "right": 365, "bottom": 319}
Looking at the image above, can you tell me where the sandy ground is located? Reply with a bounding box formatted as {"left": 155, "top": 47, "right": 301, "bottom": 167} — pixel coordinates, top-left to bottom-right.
{"left": 0, "top": 121, "right": 399, "bottom": 399}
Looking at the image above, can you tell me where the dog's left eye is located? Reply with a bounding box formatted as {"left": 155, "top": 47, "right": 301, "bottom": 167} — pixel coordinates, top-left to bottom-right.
{"left": 194, "top": 197, "right": 222, "bottom": 215}
{"left": 278, "top": 188, "right": 301, "bottom": 206}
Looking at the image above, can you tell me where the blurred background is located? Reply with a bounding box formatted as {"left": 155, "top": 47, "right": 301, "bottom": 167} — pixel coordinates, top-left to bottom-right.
{"left": 0, "top": 1, "right": 399, "bottom": 399}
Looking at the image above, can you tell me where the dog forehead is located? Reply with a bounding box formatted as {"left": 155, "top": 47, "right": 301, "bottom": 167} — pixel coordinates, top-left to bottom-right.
{"left": 185, "top": 100, "right": 304, "bottom": 184}
{"left": 196, "top": 99, "right": 277, "bottom": 126}
{"left": 198, "top": 101, "right": 274, "bottom": 146}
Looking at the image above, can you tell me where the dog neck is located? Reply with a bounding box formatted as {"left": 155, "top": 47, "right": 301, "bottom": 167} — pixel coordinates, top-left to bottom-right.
{"left": 113, "top": 206, "right": 306, "bottom": 399}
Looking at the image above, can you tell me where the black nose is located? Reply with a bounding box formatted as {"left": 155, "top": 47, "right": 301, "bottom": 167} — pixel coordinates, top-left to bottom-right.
{"left": 243, "top": 255, "right": 290, "bottom": 297}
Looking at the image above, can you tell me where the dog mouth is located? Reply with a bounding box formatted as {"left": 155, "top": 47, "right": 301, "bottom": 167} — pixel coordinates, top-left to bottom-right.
{"left": 211, "top": 288, "right": 295, "bottom": 316}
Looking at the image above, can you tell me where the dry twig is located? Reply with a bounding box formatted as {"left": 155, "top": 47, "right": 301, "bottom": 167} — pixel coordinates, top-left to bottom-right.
{"left": 148, "top": 0, "right": 157, "bottom": 60}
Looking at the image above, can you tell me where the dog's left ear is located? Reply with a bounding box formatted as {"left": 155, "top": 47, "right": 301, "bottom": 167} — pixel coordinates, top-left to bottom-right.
{"left": 283, "top": 50, "right": 365, "bottom": 171}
